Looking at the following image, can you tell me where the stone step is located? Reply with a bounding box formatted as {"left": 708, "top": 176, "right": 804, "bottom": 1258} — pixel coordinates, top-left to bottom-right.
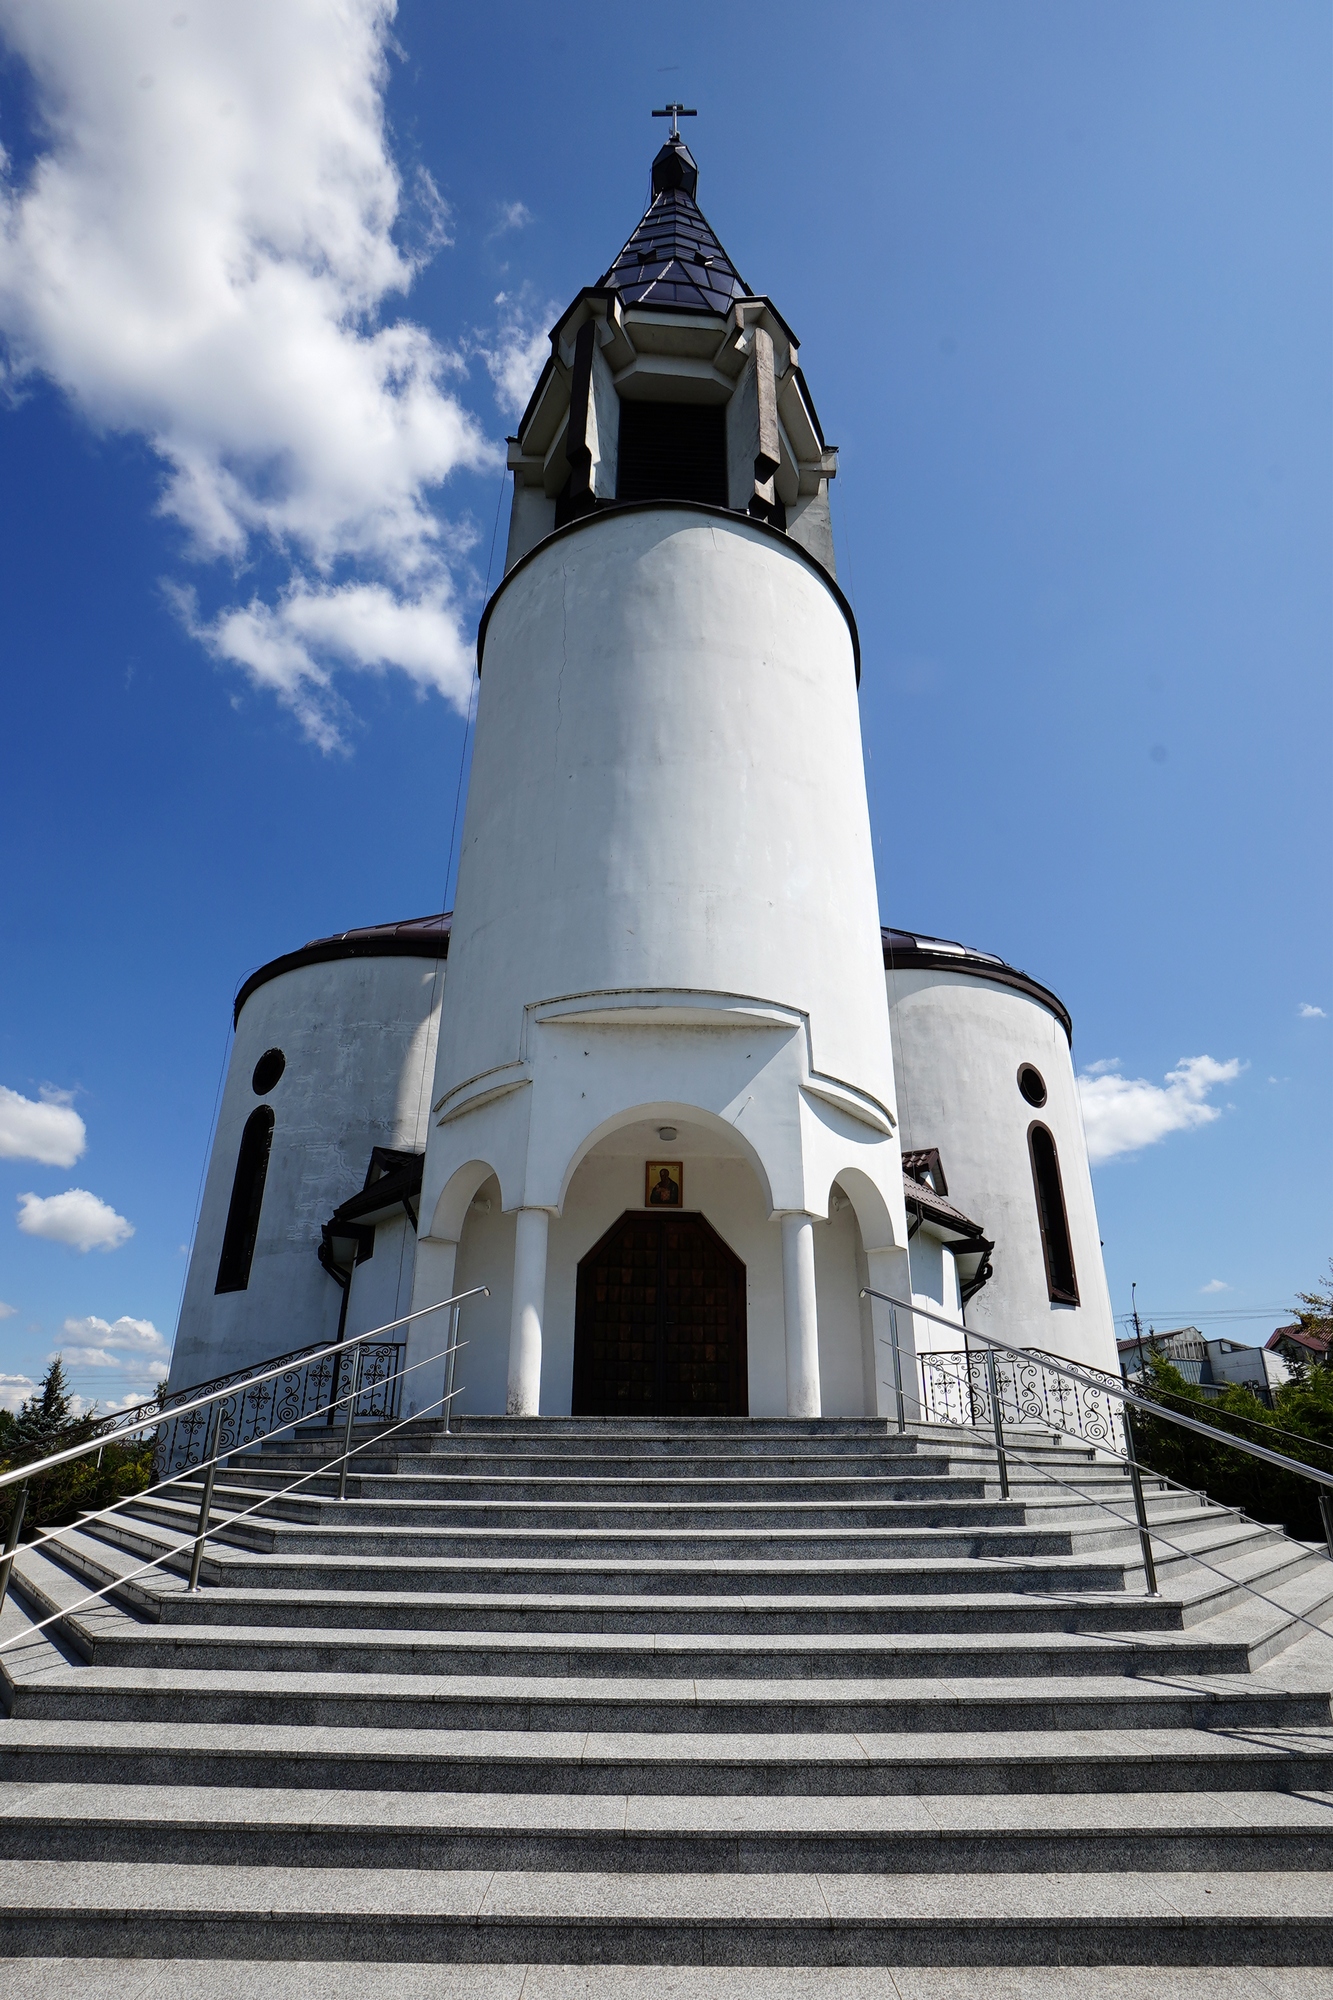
{"left": 120, "top": 1494, "right": 1243, "bottom": 1563}
{"left": 76, "top": 1500, "right": 1280, "bottom": 1598}
{"left": 6, "top": 1655, "right": 1326, "bottom": 1735}
{"left": 4, "top": 1781, "right": 1333, "bottom": 1876}
{"left": 26, "top": 1522, "right": 1332, "bottom": 1643}
{"left": 0, "top": 1859, "right": 1330, "bottom": 1965}
{"left": 6, "top": 1717, "right": 1333, "bottom": 1799}
{"left": 0, "top": 1963, "right": 1328, "bottom": 2000}
{"left": 165, "top": 1488, "right": 1210, "bottom": 1537}
{"left": 32, "top": 1613, "right": 1271, "bottom": 1684}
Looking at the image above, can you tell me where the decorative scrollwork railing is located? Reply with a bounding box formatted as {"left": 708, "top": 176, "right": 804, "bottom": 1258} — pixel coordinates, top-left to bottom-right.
{"left": 73, "top": 1334, "right": 406, "bottom": 1481}
{"left": 150, "top": 1339, "right": 404, "bottom": 1479}
{"left": 919, "top": 1345, "right": 1126, "bottom": 1453}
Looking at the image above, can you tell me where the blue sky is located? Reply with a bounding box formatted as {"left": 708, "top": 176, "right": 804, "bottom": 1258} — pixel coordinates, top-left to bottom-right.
{"left": 0, "top": 0, "right": 1328, "bottom": 1409}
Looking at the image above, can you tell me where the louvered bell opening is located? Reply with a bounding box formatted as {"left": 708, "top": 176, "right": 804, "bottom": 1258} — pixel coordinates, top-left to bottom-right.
{"left": 616, "top": 401, "right": 727, "bottom": 508}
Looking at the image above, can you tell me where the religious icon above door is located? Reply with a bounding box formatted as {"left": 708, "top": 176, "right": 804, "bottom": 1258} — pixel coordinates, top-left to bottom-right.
{"left": 645, "top": 1160, "right": 683, "bottom": 1207}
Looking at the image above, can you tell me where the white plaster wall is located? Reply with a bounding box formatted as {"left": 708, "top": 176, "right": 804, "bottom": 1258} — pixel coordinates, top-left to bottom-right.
{"left": 435, "top": 510, "right": 894, "bottom": 1118}
{"left": 344, "top": 1213, "right": 416, "bottom": 1344}
{"left": 171, "top": 954, "right": 444, "bottom": 1393}
{"left": 887, "top": 967, "right": 1117, "bottom": 1375}
{"left": 813, "top": 1197, "right": 870, "bottom": 1417}
{"left": 451, "top": 1179, "right": 516, "bottom": 1418}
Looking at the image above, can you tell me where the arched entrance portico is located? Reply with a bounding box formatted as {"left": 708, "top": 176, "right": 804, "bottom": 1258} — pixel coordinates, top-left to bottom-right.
{"left": 572, "top": 1209, "right": 747, "bottom": 1417}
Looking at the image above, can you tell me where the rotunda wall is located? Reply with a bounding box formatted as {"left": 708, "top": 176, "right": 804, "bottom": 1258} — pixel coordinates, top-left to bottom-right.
{"left": 170, "top": 953, "right": 443, "bottom": 1393}
{"left": 887, "top": 965, "right": 1118, "bottom": 1375}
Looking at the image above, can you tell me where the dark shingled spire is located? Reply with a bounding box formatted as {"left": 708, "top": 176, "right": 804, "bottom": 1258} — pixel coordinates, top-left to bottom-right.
{"left": 599, "top": 138, "right": 751, "bottom": 316}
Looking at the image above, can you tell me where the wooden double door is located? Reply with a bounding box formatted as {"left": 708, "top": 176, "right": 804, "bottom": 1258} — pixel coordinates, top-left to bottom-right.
{"left": 572, "top": 1210, "right": 748, "bottom": 1418}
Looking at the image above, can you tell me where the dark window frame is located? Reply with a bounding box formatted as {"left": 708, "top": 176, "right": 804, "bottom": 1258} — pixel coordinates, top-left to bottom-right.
{"left": 215, "top": 1105, "right": 275, "bottom": 1294}
{"left": 1027, "top": 1121, "right": 1079, "bottom": 1306}
{"left": 251, "top": 1047, "right": 286, "bottom": 1095}
{"left": 1017, "top": 1063, "right": 1047, "bottom": 1108}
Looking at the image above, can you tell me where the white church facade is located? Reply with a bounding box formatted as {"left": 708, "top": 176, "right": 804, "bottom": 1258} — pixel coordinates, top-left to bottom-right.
{"left": 169, "top": 130, "right": 1118, "bottom": 1420}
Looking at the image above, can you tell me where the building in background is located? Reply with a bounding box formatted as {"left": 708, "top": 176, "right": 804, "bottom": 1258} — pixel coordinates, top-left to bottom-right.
{"left": 1117, "top": 1324, "right": 1291, "bottom": 1403}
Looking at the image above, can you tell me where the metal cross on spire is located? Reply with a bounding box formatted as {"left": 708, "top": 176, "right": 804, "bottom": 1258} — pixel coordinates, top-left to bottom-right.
{"left": 652, "top": 103, "right": 696, "bottom": 141}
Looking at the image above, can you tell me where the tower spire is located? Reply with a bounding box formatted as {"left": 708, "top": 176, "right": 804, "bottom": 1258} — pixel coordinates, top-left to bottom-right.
{"left": 651, "top": 102, "right": 696, "bottom": 141}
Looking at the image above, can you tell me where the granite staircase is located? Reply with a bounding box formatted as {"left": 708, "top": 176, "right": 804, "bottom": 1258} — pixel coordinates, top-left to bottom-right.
{"left": 2, "top": 1414, "right": 1333, "bottom": 1996}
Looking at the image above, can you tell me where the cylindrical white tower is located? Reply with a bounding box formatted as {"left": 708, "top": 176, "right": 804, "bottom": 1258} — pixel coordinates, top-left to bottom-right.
{"left": 884, "top": 930, "right": 1117, "bottom": 1375}
{"left": 170, "top": 917, "right": 446, "bottom": 1393}
{"left": 413, "top": 133, "right": 910, "bottom": 1418}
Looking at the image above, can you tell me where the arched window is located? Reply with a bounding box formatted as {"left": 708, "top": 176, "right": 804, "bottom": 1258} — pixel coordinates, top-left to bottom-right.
{"left": 1028, "top": 1123, "right": 1079, "bottom": 1305}
{"left": 215, "top": 1106, "right": 274, "bottom": 1294}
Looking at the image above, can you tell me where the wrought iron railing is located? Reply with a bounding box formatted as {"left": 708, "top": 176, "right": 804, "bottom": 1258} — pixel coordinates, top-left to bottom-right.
{"left": 151, "top": 1338, "right": 404, "bottom": 1480}
{"left": 862, "top": 1286, "right": 1333, "bottom": 1598}
{"left": 0, "top": 1288, "right": 488, "bottom": 1611}
{"left": 918, "top": 1344, "right": 1126, "bottom": 1453}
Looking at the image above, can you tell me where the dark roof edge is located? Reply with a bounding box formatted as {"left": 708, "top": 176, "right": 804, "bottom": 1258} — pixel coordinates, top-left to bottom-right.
{"left": 234, "top": 927, "right": 449, "bottom": 1027}
{"left": 882, "top": 934, "right": 1073, "bottom": 1045}
{"left": 477, "top": 500, "right": 860, "bottom": 685}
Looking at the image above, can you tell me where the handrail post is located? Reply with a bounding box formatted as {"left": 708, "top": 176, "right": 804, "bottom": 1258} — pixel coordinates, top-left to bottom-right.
{"left": 1320, "top": 1493, "right": 1333, "bottom": 1564}
{"left": 337, "top": 1345, "right": 364, "bottom": 1504}
{"left": 983, "top": 1347, "right": 1009, "bottom": 1499}
{"left": 0, "top": 1482, "right": 30, "bottom": 1613}
{"left": 887, "top": 1302, "right": 906, "bottom": 1434}
{"left": 187, "top": 1402, "right": 220, "bottom": 1595}
{"left": 1123, "top": 1409, "right": 1159, "bottom": 1596}
{"left": 442, "top": 1305, "right": 461, "bottom": 1437}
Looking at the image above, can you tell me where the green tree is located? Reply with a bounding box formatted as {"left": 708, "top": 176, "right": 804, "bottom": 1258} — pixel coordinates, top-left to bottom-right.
{"left": 0, "top": 1356, "right": 155, "bottom": 1542}
{"left": 1293, "top": 1258, "right": 1333, "bottom": 1342}
{"left": 1133, "top": 1354, "right": 1333, "bottom": 1543}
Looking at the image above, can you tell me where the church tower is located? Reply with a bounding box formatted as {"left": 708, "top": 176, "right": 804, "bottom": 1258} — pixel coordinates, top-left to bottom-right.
{"left": 409, "top": 122, "right": 913, "bottom": 1419}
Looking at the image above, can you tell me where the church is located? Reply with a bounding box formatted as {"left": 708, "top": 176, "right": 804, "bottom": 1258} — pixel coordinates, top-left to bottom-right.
{"left": 167, "top": 122, "right": 1118, "bottom": 1419}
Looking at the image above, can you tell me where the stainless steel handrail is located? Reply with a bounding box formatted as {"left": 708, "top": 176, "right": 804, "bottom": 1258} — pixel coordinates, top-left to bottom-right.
{"left": 0, "top": 1288, "right": 489, "bottom": 1496}
{"left": 0, "top": 1287, "right": 489, "bottom": 1611}
{"left": 0, "top": 1303, "right": 486, "bottom": 1648}
{"left": 860, "top": 1288, "right": 1333, "bottom": 1495}
{"left": 900, "top": 1375, "right": 1333, "bottom": 1642}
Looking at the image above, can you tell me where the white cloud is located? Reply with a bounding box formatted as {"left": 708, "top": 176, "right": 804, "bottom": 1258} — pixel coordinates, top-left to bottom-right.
{"left": 1299, "top": 1003, "right": 1327, "bottom": 1019}
{"left": 1200, "top": 1279, "right": 1232, "bottom": 1294}
{"left": 0, "top": 1084, "right": 86, "bottom": 1167}
{"left": 16, "top": 1188, "right": 134, "bottom": 1253}
{"left": 0, "top": 1301, "right": 16, "bottom": 1320}
{"left": 1077, "top": 1055, "right": 1243, "bottom": 1165}
{"left": 492, "top": 201, "right": 532, "bottom": 236}
{"left": 477, "top": 295, "right": 553, "bottom": 421}
{"left": 0, "top": 1373, "right": 37, "bottom": 1415}
{"left": 56, "top": 1314, "right": 170, "bottom": 1379}
{"left": 0, "top": 0, "right": 498, "bottom": 750}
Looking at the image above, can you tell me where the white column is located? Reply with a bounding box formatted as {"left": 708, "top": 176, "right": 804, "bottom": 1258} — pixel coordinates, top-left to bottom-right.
{"left": 781, "top": 1212, "right": 821, "bottom": 1418}
{"left": 404, "top": 1236, "right": 457, "bottom": 1419}
{"left": 507, "top": 1208, "right": 549, "bottom": 1417}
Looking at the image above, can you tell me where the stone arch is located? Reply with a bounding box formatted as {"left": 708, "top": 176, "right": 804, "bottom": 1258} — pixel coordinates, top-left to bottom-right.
{"left": 554, "top": 1100, "right": 775, "bottom": 1216}
{"left": 825, "top": 1165, "right": 900, "bottom": 1251}
{"left": 427, "top": 1158, "right": 503, "bottom": 1245}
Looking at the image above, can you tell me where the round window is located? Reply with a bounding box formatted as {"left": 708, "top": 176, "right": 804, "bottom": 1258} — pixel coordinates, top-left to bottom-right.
{"left": 1017, "top": 1063, "right": 1047, "bottom": 1108}
{"left": 251, "top": 1048, "right": 286, "bottom": 1096}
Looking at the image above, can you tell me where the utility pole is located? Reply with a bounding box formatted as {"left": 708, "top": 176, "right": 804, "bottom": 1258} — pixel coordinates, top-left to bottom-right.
{"left": 1131, "top": 1282, "right": 1148, "bottom": 1379}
